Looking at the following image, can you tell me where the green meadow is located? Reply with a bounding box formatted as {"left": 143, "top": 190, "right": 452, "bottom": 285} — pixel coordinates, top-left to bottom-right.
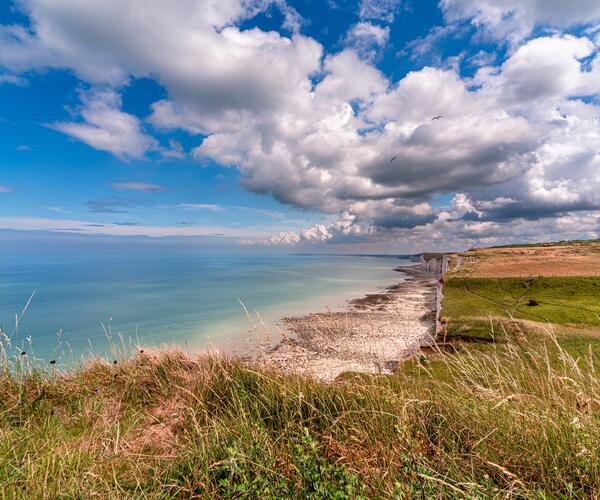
{"left": 441, "top": 276, "right": 600, "bottom": 357}
{"left": 443, "top": 276, "right": 600, "bottom": 325}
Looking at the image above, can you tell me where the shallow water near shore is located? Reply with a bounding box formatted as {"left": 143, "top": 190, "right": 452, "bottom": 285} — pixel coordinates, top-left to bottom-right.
{"left": 0, "top": 252, "right": 411, "bottom": 364}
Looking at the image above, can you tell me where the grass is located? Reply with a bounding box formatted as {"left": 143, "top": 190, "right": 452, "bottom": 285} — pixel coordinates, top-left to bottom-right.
{"left": 0, "top": 327, "right": 599, "bottom": 498}
{"left": 489, "top": 239, "right": 600, "bottom": 249}
{"left": 441, "top": 276, "right": 600, "bottom": 341}
{"left": 450, "top": 239, "right": 600, "bottom": 278}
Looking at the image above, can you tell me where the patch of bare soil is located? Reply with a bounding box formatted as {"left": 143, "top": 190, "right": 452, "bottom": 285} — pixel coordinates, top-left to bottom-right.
{"left": 257, "top": 266, "right": 438, "bottom": 382}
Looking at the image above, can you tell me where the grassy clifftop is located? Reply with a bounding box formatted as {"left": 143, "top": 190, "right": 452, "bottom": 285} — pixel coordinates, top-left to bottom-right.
{"left": 1, "top": 340, "right": 598, "bottom": 498}
{"left": 1, "top": 241, "right": 599, "bottom": 497}
{"left": 452, "top": 239, "right": 600, "bottom": 278}
{"left": 440, "top": 240, "right": 600, "bottom": 354}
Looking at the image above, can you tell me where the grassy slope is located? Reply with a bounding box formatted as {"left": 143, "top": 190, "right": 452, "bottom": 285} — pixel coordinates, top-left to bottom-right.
{"left": 488, "top": 238, "right": 600, "bottom": 249}
{"left": 442, "top": 276, "right": 600, "bottom": 349}
{"left": 0, "top": 343, "right": 598, "bottom": 498}
{"left": 444, "top": 276, "right": 600, "bottom": 325}
{"left": 1, "top": 241, "right": 599, "bottom": 497}
{"left": 453, "top": 240, "right": 600, "bottom": 278}
{"left": 441, "top": 242, "right": 600, "bottom": 362}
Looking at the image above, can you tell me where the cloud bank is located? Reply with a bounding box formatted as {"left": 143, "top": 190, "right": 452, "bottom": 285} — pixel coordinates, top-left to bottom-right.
{"left": 1, "top": 0, "right": 600, "bottom": 248}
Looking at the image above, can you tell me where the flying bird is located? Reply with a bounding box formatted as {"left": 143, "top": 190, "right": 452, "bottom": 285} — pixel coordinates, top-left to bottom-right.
{"left": 390, "top": 156, "right": 397, "bottom": 162}
{"left": 432, "top": 115, "right": 443, "bottom": 120}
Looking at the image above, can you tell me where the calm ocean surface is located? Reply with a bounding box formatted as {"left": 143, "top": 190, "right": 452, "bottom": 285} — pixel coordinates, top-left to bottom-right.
{"left": 0, "top": 253, "right": 410, "bottom": 364}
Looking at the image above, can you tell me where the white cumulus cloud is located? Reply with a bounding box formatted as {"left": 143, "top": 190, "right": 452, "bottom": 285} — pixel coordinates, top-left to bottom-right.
{"left": 441, "top": 0, "right": 600, "bottom": 43}
{"left": 48, "top": 90, "right": 158, "bottom": 160}
{"left": 1, "top": 0, "right": 600, "bottom": 247}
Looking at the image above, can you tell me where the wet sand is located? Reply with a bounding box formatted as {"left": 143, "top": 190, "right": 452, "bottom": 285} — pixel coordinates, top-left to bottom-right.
{"left": 256, "top": 265, "right": 438, "bottom": 382}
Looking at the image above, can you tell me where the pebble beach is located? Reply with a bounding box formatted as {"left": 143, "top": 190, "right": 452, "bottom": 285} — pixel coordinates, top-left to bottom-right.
{"left": 259, "top": 265, "right": 438, "bottom": 382}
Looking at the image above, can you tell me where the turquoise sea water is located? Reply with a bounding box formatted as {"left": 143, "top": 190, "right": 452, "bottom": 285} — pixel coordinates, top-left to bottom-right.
{"left": 0, "top": 253, "right": 410, "bottom": 364}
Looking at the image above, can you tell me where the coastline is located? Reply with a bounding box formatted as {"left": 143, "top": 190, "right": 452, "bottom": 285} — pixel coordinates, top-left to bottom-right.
{"left": 1, "top": 254, "right": 406, "bottom": 364}
{"left": 253, "top": 264, "right": 438, "bottom": 382}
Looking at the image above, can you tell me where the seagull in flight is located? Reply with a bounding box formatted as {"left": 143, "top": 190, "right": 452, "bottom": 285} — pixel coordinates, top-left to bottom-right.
{"left": 432, "top": 115, "right": 443, "bottom": 120}
{"left": 390, "top": 156, "right": 397, "bottom": 162}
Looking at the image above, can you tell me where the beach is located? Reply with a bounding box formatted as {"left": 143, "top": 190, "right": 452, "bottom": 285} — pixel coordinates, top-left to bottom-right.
{"left": 257, "top": 265, "right": 438, "bottom": 382}
{"left": 0, "top": 253, "right": 407, "bottom": 363}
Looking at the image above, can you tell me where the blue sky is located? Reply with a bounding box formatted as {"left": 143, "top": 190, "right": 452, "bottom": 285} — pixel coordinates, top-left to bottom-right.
{"left": 0, "top": 63, "right": 326, "bottom": 238}
{"left": 1, "top": 0, "right": 600, "bottom": 252}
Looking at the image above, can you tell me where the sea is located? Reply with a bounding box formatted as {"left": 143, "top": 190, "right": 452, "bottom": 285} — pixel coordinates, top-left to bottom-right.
{"left": 0, "top": 252, "right": 412, "bottom": 365}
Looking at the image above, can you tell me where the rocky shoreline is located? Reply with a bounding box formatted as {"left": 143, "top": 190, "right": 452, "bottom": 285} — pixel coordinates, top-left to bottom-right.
{"left": 257, "top": 265, "right": 438, "bottom": 382}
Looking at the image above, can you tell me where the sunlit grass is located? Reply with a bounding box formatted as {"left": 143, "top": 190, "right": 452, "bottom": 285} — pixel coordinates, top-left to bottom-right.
{"left": 0, "top": 323, "right": 598, "bottom": 497}
{"left": 441, "top": 276, "right": 600, "bottom": 347}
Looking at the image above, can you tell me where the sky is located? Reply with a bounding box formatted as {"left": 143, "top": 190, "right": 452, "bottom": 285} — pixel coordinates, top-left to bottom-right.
{"left": 1, "top": 0, "right": 600, "bottom": 253}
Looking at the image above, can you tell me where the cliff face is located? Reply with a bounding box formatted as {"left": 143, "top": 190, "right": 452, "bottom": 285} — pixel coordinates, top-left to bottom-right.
{"left": 421, "top": 253, "right": 450, "bottom": 276}
{"left": 419, "top": 253, "right": 450, "bottom": 335}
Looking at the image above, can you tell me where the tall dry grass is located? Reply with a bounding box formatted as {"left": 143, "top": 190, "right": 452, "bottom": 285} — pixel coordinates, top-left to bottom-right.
{"left": 0, "top": 324, "right": 598, "bottom": 498}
